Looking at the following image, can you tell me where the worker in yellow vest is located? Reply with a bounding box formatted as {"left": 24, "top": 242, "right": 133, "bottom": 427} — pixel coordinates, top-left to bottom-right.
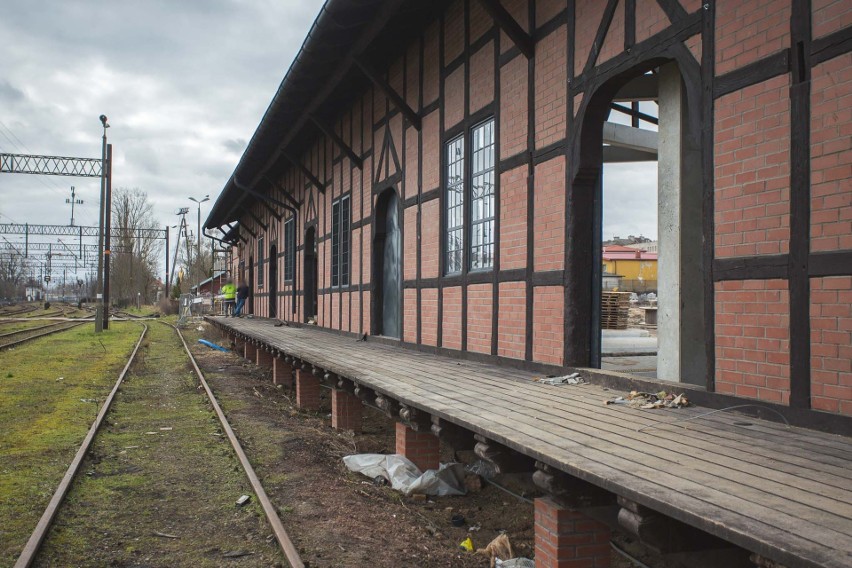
{"left": 220, "top": 279, "right": 236, "bottom": 316}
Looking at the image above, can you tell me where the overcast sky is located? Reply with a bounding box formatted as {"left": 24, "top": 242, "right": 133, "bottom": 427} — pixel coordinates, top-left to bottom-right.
{"left": 0, "top": 0, "right": 656, "bottom": 280}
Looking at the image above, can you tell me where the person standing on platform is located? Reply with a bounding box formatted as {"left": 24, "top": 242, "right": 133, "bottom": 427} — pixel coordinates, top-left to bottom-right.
{"left": 220, "top": 279, "right": 236, "bottom": 316}
{"left": 234, "top": 281, "right": 249, "bottom": 317}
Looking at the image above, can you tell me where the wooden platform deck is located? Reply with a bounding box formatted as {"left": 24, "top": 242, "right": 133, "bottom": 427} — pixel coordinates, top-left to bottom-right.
{"left": 209, "top": 316, "right": 852, "bottom": 568}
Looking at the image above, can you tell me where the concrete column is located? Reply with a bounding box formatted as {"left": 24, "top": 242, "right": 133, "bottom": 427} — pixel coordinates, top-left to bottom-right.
{"left": 395, "top": 422, "right": 440, "bottom": 472}
{"left": 331, "top": 389, "right": 363, "bottom": 433}
{"left": 295, "top": 368, "right": 321, "bottom": 410}
{"left": 534, "top": 497, "right": 611, "bottom": 568}
{"left": 657, "top": 63, "right": 706, "bottom": 384}
{"left": 272, "top": 358, "right": 293, "bottom": 387}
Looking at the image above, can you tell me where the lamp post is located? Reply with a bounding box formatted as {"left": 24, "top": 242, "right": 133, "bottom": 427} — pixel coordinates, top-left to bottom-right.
{"left": 95, "top": 114, "right": 109, "bottom": 333}
{"left": 188, "top": 195, "right": 209, "bottom": 290}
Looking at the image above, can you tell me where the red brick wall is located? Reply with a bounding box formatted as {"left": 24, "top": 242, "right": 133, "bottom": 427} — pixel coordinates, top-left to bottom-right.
{"left": 404, "top": 289, "right": 418, "bottom": 344}
{"left": 598, "top": 0, "right": 625, "bottom": 66}
{"left": 405, "top": 125, "right": 419, "bottom": 200}
{"left": 470, "top": 0, "right": 492, "bottom": 46}
{"left": 467, "top": 284, "right": 493, "bottom": 354}
{"left": 715, "top": 0, "right": 791, "bottom": 75}
{"left": 810, "top": 53, "right": 852, "bottom": 252}
{"left": 635, "top": 0, "right": 669, "bottom": 43}
{"left": 533, "top": 286, "right": 564, "bottom": 365}
{"left": 715, "top": 280, "right": 790, "bottom": 404}
{"left": 442, "top": 287, "right": 463, "bottom": 350}
{"left": 500, "top": 55, "right": 529, "bottom": 158}
{"left": 812, "top": 0, "right": 852, "bottom": 38}
{"left": 574, "top": 0, "right": 599, "bottom": 72}
{"left": 500, "top": 166, "right": 529, "bottom": 270}
{"left": 500, "top": 0, "right": 528, "bottom": 54}
{"left": 404, "top": 206, "right": 418, "bottom": 281}
{"left": 444, "top": 64, "right": 465, "bottom": 131}
{"left": 421, "top": 288, "right": 439, "bottom": 346}
{"left": 498, "top": 282, "right": 526, "bottom": 360}
{"left": 810, "top": 277, "right": 852, "bottom": 415}
{"left": 535, "top": 24, "right": 567, "bottom": 149}
{"left": 423, "top": 22, "right": 440, "bottom": 105}
{"left": 714, "top": 75, "right": 791, "bottom": 258}
{"left": 421, "top": 199, "right": 440, "bottom": 278}
{"left": 533, "top": 157, "right": 566, "bottom": 272}
{"left": 537, "top": 0, "right": 565, "bottom": 26}
{"left": 470, "top": 41, "right": 495, "bottom": 115}
{"left": 422, "top": 111, "right": 440, "bottom": 191}
{"left": 444, "top": 0, "right": 464, "bottom": 65}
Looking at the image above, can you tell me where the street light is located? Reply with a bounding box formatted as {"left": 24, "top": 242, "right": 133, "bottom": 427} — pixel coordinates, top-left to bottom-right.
{"left": 188, "top": 195, "right": 210, "bottom": 254}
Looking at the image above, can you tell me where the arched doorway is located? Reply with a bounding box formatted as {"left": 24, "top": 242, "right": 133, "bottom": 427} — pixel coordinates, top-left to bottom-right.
{"left": 269, "top": 243, "right": 278, "bottom": 318}
{"left": 303, "top": 226, "right": 318, "bottom": 322}
{"left": 372, "top": 188, "right": 401, "bottom": 338}
{"left": 571, "top": 52, "right": 706, "bottom": 386}
{"left": 248, "top": 256, "right": 254, "bottom": 315}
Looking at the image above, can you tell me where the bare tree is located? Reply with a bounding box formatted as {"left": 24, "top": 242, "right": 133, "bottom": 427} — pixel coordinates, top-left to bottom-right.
{"left": 110, "top": 187, "right": 163, "bottom": 305}
{"left": 0, "top": 254, "right": 26, "bottom": 300}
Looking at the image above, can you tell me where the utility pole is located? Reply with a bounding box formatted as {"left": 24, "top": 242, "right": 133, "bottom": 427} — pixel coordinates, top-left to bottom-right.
{"left": 66, "top": 186, "right": 83, "bottom": 226}
{"left": 102, "top": 143, "right": 112, "bottom": 330}
{"left": 95, "top": 114, "right": 109, "bottom": 332}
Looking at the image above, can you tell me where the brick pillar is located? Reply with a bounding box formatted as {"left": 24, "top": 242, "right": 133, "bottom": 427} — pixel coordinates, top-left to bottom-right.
{"left": 257, "top": 348, "right": 273, "bottom": 368}
{"left": 244, "top": 342, "right": 257, "bottom": 361}
{"left": 331, "top": 390, "right": 362, "bottom": 433}
{"left": 295, "top": 369, "right": 321, "bottom": 411}
{"left": 395, "top": 422, "right": 440, "bottom": 472}
{"left": 273, "top": 359, "right": 293, "bottom": 387}
{"left": 535, "top": 497, "right": 611, "bottom": 568}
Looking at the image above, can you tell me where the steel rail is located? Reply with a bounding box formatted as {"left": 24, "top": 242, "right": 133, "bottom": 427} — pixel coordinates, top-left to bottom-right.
{"left": 167, "top": 322, "right": 304, "bottom": 568}
{"left": 0, "top": 321, "right": 88, "bottom": 351}
{"left": 14, "top": 324, "right": 148, "bottom": 568}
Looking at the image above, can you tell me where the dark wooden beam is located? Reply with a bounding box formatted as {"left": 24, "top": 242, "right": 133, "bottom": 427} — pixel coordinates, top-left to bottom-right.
{"left": 261, "top": 176, "right": 301, "bottom": 209}
{"left": 713, "top": 255, "right": 789, "bottom": 281}
{"left": 583, "top": 0, "right": 619, "bottom": 76}
{"left": 238, "top": 218, "right": 257, "bottom": 239}
{"left": 309, "top": 116, "right": 364, "bottom": 169}
{"left": 610, "top": 102, "right": 659, "bottom": 125}
{"left": 283, "top": 153, "right": 325, "bottom": 193}
{"left": 811, "top": 25, "right": 852, "bottom": 65}
{"left": 353, "top": 58, "right": 422, "bottom": 130}
{"left": 476, "top": 0, "right": 533, "bottom": 59}
{"left": 655, "top": 0, "right": 688, "bottom": 22}
{"left": 242, "top": 207, "right": 267, "bottom": 232}
{"left": 809, "top": 251, "right": 852, "bottom": 277}
{"left": 713, "top": 50, "right": 790, "bottom": 99}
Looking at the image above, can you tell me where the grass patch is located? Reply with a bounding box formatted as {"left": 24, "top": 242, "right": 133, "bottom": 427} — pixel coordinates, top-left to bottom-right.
{"left": 0, "top": 322, "right": 143, "bottom": 565}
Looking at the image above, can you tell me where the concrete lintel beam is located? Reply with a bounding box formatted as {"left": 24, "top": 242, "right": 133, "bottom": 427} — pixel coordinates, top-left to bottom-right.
{"left": 603, "top": 122, "right": 658, "bottom": 153}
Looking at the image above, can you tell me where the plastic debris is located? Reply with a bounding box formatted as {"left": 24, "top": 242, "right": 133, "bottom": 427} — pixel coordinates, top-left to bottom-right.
{"left": 535, "top": 372, "right": 587, "bottom": 386}
{"left": 343, "top": 454, "right": 466, "bottom": 496}
{"left": 236, "top": 495, "right": 251, "bottom": 506}
{"left": 477, "top": 534, "right": 515, "bottom": 568}
{"left": 606, "top": 390, "right": 689, "bottom": 409}
{"left": 496, "top": 559, "right": 535, "bottom": 568}
{"left": 197, "top": 338, "right": 229, "bottom": 352}
{"left": 459, "top": 536, "right": 474, "bottom": 552}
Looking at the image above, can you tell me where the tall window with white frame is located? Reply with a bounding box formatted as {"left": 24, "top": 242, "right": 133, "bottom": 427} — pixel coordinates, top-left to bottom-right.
{"left": 445, "top": 136, "right": 465, "bottom": 274}
{"left": 257, "top": 236, "right": 264, "bottom": 287}
{"left": 283, "top": 217, "right": 295, "bottom": 281}
{"left": 331, "top": 195, "right": 350, "bottom": 287}
{"left": 444, "top": 117, "right": 495, "bottom": 274}
{"left": 470, "top": 119, "right": 495, "bottom": 270}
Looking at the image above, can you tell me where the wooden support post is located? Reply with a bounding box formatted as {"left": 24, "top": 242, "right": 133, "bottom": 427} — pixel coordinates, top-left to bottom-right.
{"left": 331, "top": 389, "right": 363, "bottom": 433}
{"left": 295, "top": 368, "right": 321, "bottom": 411}
{"left": 395, "top": 422, "right": 440, "bottom": 472}
{"left": 353, "top": 58, "right": 422, "bottom": 130}
{"left": 617, "top": 496, "right": 728, "bottom": 554}
{"left": 535, "top": 497, "right": 612, "bottom": 568}
{"left": 476, "top": 0, "right": 533, "bottom": 58}
{"left": 474, "top": 434, "right": 535, "bottom": 474}
{"left": 431, "top": 416, "right": 476, "bottom": 450}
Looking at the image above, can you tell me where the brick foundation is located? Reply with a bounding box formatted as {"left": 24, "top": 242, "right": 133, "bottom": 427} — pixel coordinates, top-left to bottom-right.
{"left": 256, "top": 348, "right": 274, "bottom": 368}
{"left": 295, "top": 369, "right": 321, "bottom": 411}
{"left": 273, "top": 359, "right": 293, "bottom": 387}
{"left": 395, "top": 422, "right": 440, "bottom": 472}
{"left": 244, "top": 342, "right": 257, "bottom": 362}
{"left": 534, "top": 497, "right": 611, "bottom": 568}
{"left": 331, "top": 389, "right": 363, "bottom": 432}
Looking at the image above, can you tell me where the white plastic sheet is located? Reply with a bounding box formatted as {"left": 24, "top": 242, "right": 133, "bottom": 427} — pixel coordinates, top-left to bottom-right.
{"left": 343, "top": 453, "right": 467, "bottom": 496}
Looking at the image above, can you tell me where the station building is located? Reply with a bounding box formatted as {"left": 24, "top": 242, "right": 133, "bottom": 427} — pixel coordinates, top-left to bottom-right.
{"left": 204, "top": 1, "right": 851, "bottom": 565}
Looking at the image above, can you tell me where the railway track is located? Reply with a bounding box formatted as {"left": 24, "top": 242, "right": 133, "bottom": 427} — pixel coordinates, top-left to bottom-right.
{"left": 0, "top": 320, "right": 88, "bottom": 350}
{"left": 13, "top": 321, "right": 303, "bottom": 568}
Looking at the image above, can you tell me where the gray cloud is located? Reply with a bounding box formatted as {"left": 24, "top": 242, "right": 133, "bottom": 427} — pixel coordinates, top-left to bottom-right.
{"left": 222, "top": 138, "right": 246, "bottom": 154}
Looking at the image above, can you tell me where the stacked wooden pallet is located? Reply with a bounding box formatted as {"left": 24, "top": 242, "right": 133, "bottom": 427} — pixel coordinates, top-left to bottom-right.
{"left": 601, "top": 291, "right": 631, "bottom": 329}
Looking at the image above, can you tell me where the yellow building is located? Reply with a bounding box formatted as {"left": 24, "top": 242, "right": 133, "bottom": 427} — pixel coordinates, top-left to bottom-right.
{"left": 602, "top": 245, "right": 657, "bottom": 292}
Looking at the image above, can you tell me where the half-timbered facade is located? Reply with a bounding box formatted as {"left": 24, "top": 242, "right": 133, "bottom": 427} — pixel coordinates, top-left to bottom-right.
{"left": 205, "top": 0, "right": 851, "bottom": 423}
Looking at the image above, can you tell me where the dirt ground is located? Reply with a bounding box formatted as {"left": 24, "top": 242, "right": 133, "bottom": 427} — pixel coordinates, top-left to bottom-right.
{"left": 186, "top": 321, "right": 659, "bottom": 568}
